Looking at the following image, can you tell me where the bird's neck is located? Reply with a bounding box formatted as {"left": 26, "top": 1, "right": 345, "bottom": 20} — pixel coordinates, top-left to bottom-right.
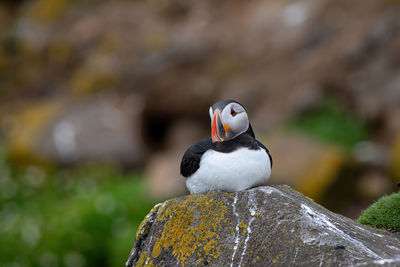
{"left": 212, "top": 125, "right": 258, "bottom": 152}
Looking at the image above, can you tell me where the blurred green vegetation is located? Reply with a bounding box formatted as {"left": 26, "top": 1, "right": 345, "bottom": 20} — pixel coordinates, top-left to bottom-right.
{"left": 287, "top": 98, "right": 368, "bottom": 148}
{"left": 0, "top": 148, "right": 157, "bottom": 267}
{"left": 358, "top": 192, "right": 400, "bottom": 232}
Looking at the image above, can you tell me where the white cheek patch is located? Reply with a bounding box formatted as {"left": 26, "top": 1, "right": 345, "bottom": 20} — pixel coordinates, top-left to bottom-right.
{"left": 223, "top": 113, "right": 249, "bottom": 140}
{"left": 209, "top": 107, "right": 214, "bottom": 122}
{"left": 230, "top": 113, "right": 248, "bottom": 132}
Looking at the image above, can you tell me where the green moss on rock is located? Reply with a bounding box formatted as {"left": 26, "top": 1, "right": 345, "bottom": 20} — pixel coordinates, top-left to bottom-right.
{"left": 358, "top": 192, "right": 400, "bottom": 232}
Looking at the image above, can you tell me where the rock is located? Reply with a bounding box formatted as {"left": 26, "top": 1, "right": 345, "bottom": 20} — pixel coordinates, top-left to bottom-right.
{"left": 126, "top": 185, "right": 400, "bottom": 267}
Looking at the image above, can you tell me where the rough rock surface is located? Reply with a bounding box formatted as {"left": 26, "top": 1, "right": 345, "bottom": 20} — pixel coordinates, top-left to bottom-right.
{"left": 126, "top": 186, "right": 400, "bottom": 267}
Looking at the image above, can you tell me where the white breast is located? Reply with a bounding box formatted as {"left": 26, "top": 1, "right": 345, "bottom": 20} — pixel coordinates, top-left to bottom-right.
{"left": 185, "top": 147, "right": 271, "bottom": 194}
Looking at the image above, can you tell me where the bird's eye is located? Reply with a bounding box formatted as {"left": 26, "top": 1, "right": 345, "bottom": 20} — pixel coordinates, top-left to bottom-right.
{"left": 231, "top": 109, "right": 237, "bottom": 117}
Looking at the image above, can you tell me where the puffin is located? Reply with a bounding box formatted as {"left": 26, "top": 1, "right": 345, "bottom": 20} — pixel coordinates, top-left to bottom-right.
{"left": 180, "top": 100, "right": 272, "bottom": 194}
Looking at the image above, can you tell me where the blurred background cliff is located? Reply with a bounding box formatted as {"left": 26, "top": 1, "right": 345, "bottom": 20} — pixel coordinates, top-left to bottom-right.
{"left": 1, "top": 0, "right": 400, "bottom": 266}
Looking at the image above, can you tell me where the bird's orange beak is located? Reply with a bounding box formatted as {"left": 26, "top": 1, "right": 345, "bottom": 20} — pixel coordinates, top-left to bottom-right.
{"left": 211, "top": 110, "right": 230, "bottom": 142}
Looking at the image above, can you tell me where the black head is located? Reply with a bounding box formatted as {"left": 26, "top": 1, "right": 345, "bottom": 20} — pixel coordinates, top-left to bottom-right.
{"left": 208, "top": 100, "right": 252, "bottom": 143}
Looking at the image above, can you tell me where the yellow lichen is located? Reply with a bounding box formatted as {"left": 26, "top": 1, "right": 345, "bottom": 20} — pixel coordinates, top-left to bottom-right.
{"left": 136, "top": 203, "right": 163, "bottom": 241}
{"left": 272, "top": 254, "right": 282, "bottom": 264}
{"left": 151, "top": 193, "right": 228, "bottom": 266}
{"left": 238, "top": 221, "right": 248, "bottom": 235}
{"left": 239, "top": 221, "right": 247, "bottom": 228}
{"left": 136, "top": 251, "right": 146, "bottom": 266}
{"left": 223, "top": 192, "right": 235, "bottom": 198}
{"left": 203, "top": 239, "right": 221, "bottom": 261}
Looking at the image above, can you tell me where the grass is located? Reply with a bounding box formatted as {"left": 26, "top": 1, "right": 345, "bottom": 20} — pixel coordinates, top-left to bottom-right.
{"left": 287, "top": 98, "right": 368, "bottom": 148}
{"left": 0, "top": 150, "right": 158, "bottom": 267}
{"left": 358, "top": 192, "right": 400, "bottom": 232}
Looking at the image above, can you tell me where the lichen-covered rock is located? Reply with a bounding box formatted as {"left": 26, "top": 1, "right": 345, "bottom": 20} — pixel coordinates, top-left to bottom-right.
{"left": 126, "top": 186, "right": 400, "bottom": 267}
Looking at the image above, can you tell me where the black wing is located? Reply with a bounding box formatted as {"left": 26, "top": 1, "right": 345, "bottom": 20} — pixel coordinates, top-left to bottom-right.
{"left": 256, "top": 140, "right": 273, "bottom": 168}
{"left": 180, "top": 138, "right": 213, "bottom": 178}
